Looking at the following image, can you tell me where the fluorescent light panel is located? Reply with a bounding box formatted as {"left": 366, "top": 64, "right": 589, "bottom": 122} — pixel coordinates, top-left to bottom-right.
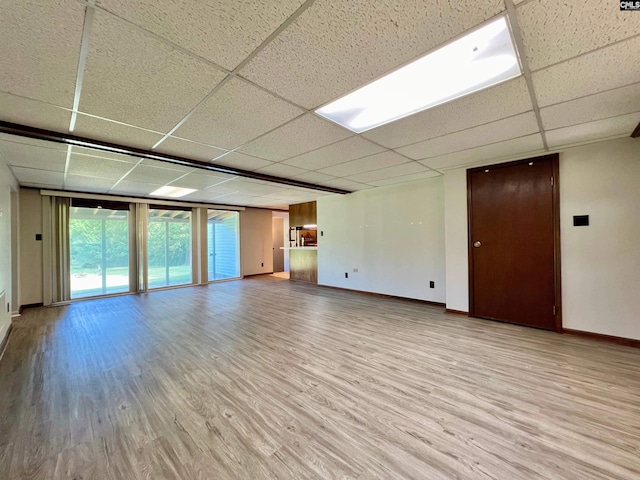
{"left": 150, "top": 186, "right": 197, "bottom": 198}
{"left": 316, "top": 17, "right": 521, "bottom": 133}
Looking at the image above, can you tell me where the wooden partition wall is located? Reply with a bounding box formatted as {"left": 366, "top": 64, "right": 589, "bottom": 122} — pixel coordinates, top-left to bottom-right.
{"left": 289, "top": 201, "right": 317, "bottom": 283}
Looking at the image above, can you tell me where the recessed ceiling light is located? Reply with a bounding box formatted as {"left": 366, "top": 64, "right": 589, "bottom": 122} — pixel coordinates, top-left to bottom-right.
{"left": 150, "top": 186, "right": 197, "bottom": 198}
{"left": 316, "top": 16, "right": 521, "bottom": 133}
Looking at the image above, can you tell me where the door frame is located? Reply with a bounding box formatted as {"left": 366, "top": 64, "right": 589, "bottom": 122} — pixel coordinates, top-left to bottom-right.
{"left": 467, "top": 154, "right": 562, "bottom": 331}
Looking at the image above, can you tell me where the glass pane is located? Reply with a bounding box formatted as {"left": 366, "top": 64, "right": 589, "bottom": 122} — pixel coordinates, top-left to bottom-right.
{"left": 70, "top": 207, "right": 130, "bottom": 298}
{"left": 148, "top": 209, "right": 192, "bottom": 288}
{"left": 208, "top": 210, "right": 240, "bottom": 281}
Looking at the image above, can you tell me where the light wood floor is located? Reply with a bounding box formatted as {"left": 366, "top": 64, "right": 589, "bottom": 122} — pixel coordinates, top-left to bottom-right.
{"left": 1, "top": 277, "right": 639, "bottom": 479}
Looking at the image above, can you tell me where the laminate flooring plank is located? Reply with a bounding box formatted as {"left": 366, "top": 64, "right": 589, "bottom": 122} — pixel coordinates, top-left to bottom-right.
{"left": 1, "top": 276, "right": 639, "bottom": 479}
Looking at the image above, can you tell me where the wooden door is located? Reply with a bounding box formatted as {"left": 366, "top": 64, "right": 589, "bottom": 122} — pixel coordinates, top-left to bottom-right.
{"left": 272, "top": 217, "right": 285, "bottom": 272}
{"left": 468, "top": 155, "right": 560, "bottom": 330}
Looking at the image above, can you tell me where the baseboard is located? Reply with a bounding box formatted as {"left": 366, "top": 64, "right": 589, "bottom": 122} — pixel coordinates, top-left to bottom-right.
{"left": 19, "top": 302, "right": 43, "bottom": 314}
{"left": 318, "top": 283, "right": 446, "bottom": 307}
{"left": 0, "top": 324, "right": 13, "bottom": 363}
{"left": 445, "top": 309, "right": 469, "bottom": 316}
{"left": 562, "top": 328, "right": 640, "bottom": 348}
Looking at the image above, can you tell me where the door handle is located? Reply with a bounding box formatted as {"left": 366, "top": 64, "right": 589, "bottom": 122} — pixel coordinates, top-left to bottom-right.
{"left": 473, "top": 241, "right": 482, "bottom": 248}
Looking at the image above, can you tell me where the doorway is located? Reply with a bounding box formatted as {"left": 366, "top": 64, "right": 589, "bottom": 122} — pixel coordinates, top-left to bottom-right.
{"left": 272, "top": 212, "right": 289, "bottom": 275}
{"left": 207, "top": 209, "right": 240, "bottom": 281}
{"left": 467, "top": 154, "right": 561, "bottom": 330}
{"left": 10, "top": 189, "right": 19, "bottom": 315}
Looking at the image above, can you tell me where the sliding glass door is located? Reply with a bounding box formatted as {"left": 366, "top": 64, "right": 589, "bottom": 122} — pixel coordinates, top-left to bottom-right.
{"left": 208, "top": 210, "right": 240, "bottom": 281}
{"left": 64, "top": 200, "right": 238, "bottom": 300}
{"left": 147, "top": 208, "right": 193, "bottom": 288}
{"left": 69, "top": 203, "right": 130, "bottom": 299}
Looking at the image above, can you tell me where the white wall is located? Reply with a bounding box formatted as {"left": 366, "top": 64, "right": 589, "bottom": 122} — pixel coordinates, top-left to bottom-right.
{"left": 18, "top": 189, "right": 43, "bottom": 306}
{"left": 560, "top": 138, "right": 640, "bottom": 340}
{"left": 443, "top": 169, "right": 469, "bottom": 312}
{"left": 241, "top": 208, "right": 274, "bottom": 276}
{"left": 0, "top": 154, "right": 19, "bottom": 344}
{"left": 444, "top": 137, "right": 640, "bottom": 340}
{"left": 318, "top": 177, "right": 446, "bottom": 303}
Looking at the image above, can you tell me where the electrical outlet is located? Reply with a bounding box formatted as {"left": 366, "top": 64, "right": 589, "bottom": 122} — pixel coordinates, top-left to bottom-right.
{"left": 345, "top": 272, "right": 348, "bottom": 278}
{"left": 353, "top": 268, "right": 358, "bottom": 272}
{"left": 429, "top": 281, "right": 435, "bottom": 288}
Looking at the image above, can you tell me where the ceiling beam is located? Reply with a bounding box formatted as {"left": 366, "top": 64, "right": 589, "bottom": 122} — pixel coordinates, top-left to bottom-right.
{"left": 0, "top": 121, "right": 350, "bottom": 195}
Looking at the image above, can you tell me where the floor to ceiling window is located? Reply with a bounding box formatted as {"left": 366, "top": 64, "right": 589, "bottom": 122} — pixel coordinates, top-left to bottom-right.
{"left": 62, "top": 197, "right": 239, "bottom": 301}
{"left": 69, "top": 201, "right": 131, "bottom": 299}
{"left": 147, "top": 207, "right": 193, "bottom": 289}
{"left": 207, "top": 210, "right": 240, "bottom": 281}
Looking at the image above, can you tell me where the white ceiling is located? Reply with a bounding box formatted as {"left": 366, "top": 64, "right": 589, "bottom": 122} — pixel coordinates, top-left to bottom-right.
{"left": 0, "top": 0, "right": 638, "bottom": 210}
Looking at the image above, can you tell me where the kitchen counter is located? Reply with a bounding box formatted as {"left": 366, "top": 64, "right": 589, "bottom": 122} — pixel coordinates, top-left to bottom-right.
{"left": 280, "top": 246, "right": 318, "bottom": 250}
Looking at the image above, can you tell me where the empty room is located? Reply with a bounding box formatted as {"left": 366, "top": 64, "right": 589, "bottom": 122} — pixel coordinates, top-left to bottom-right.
{"left": 1, "top": 0, "right": 639, "bottom": 479}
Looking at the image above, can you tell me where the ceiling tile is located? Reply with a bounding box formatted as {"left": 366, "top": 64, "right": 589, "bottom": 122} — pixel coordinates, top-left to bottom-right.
{"left": 154, "top": 136, "right": 227, "bottom": 162}
{"left": 110, "top": 180, "right": 163, "bottom": 195}
{"left": 0, "top": 134, "right": 67, "bottom": 151}
{"left": 397, "top": 112, "right": 539, "bottom": 160}
{"left": 212, "top": 194, "right": 263, "bottom": 205}
{"left": 204, "top": 181, "right": 244, "bottom": 196}
{"left": 68, "top": 155, "right": 135, "bottom": 179}
{"left": 518, "top": 0, "right": 640, "bottom": 71}
{"left": 212, "top": 152, "right": 274, "bottom": 172}
{"left": 345, "top": 162, "right": 428, "bottom": 184}
{"left": 239, "top": 114, "right": 352, "bottom": 161}
{"left": 260, "top": 189, "right": 305, "bottom": 200}
{"left": 80, "top": 10, "right": 226, "bottom": 132}
{"left": 121, "top": 164, "right": 189, "bottom": 184}
{"left": 240, "top": 0, "right": 504, "bottom": 108}
{"left": 533, "top": 35, "right": 640, "bottom": 108}
{"left": 292, "top": 171, "right": 336, "bottom": 184}
{"left": 367, "top": 170, "right": 442, "bottom": 187}
{"left": 11, "top": 166, "right": 64, "bottom": 186}
{"left": 420, "top": 134, "right": 545, "bottom": 170}
{"left": 0, "top": 0, "right": 84, "bottom": 106}
{"left": 545, "top": 113, "right": 640, "bottom": 148}
{"left": 347, "top": 183, "right": 375, "bottom": 191}
{"left": 172, "top": 77, "right": 303, "bottom": 149}
{"left": 540, "top": 83, "right": 640, "bottom": 130}
{"left": 180, "top": 190, "right": 222, "bottom": 202}
{"left": 64, "top": 174, "right": 115, "bottom": 192}
{"left": 139, "top": 158, "right": 195, "bottom": 172}
{"left": 71, "top": 145, "right": 139, "bottom": 163}
{"left": 316, "top": 178, "right": 366, "bottom": 190}
{"left": 254, "top": 163, "right": 308, "bottom": 178}
{"left": 96, "top": 0, "right": 305, "bottom": 71}
{"left": 226, "top": 180, "right": 287, "bottom": 196}
{"left": 282, "top": 136, "right": 385, "bottom": 170}
{"left": 318, "top": 150, "right": 412, "bottom": 177}
{"left": 73, "top": 114, "right": 164, "bottom": 150}
{"left": 168, "top": 172, "right": 232, "bottom": 190}
{"left": 0, "top": 141, "right": 67, "bottom": 172}
{"left": 0, "top": 92, "right": 72, "bottom": 132}
{"left": 363, "top": 77, "right": 533, "bottom": 148}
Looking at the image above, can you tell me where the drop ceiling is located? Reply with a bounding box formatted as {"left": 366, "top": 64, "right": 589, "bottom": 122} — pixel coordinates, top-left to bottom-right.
{"left": 0, "top": 0, "right": 638, "bottom": 210}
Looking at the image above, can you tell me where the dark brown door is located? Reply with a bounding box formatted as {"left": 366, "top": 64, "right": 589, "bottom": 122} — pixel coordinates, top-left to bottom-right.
{"left": 468, "top": 155, "right": 560, "bottom": 330}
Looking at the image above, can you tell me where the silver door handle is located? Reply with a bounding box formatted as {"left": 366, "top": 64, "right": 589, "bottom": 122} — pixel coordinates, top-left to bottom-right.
{"left": 473, "top": 241, "right": 482, "bottom": 248}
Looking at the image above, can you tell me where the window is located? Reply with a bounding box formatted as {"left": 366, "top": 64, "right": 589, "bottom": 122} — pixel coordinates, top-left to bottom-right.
{"left": 69, "top": 202, "right": 130, "bottom": 299}
{"left": 147, "top": 208, "right": 193, "bottom": 288}
{"left": 208, "top": 210, "right": 240, "bottom": 281}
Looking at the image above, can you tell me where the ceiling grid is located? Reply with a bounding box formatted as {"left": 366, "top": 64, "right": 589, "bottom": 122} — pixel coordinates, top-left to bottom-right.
{"left": 0, "top": 0, "right": 637, "bottom": 210}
